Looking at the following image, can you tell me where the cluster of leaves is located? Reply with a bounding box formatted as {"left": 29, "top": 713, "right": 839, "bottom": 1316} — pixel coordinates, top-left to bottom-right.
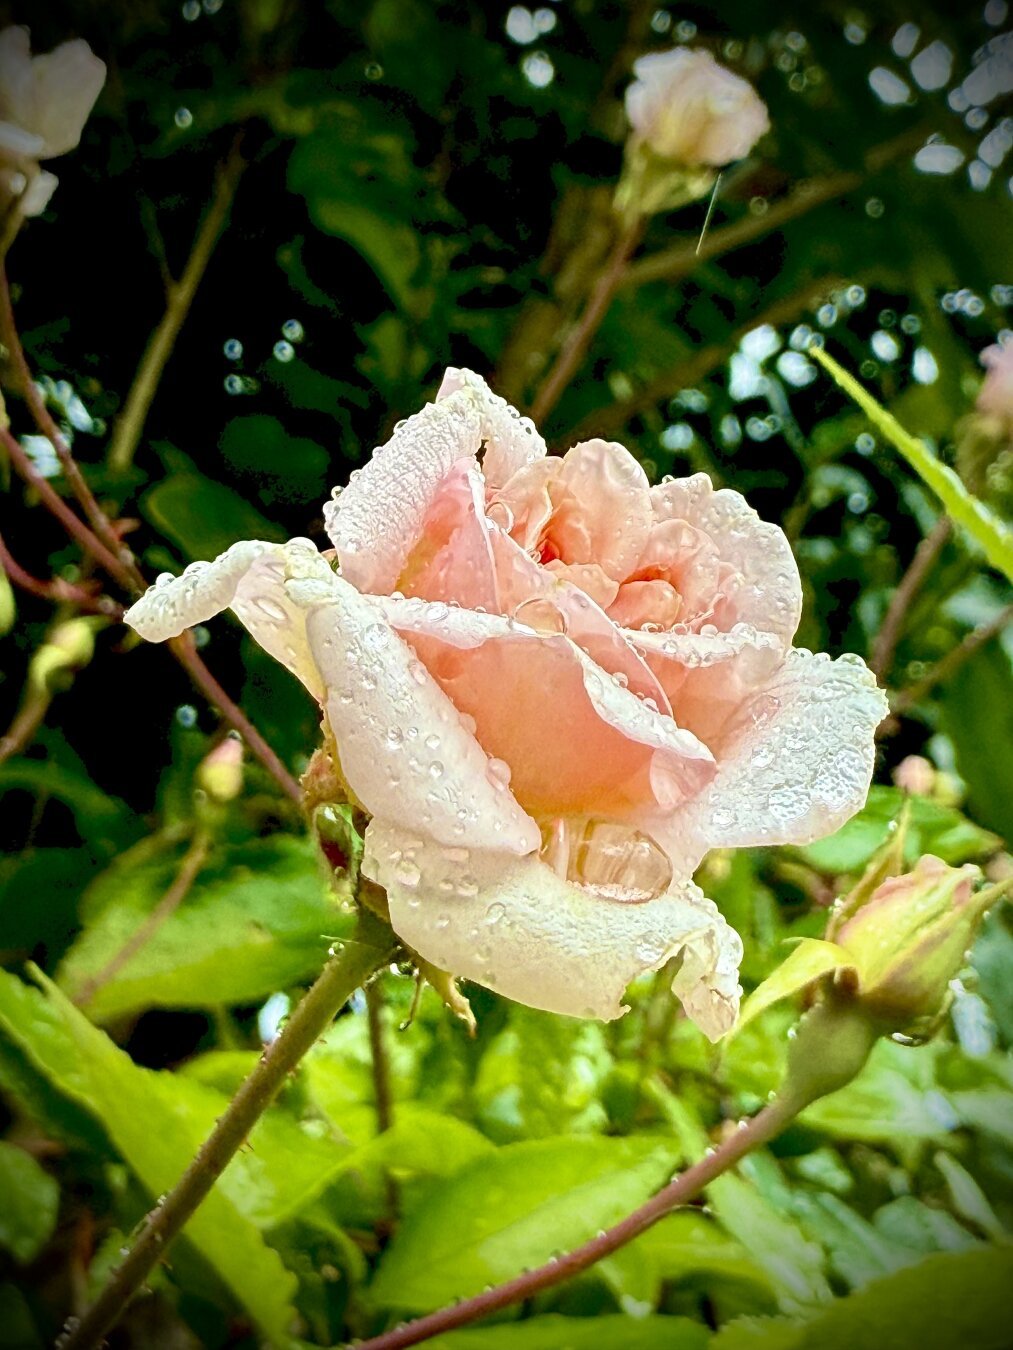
{"left": 0, "top": 0, "right": 1011, "bottom": 1346}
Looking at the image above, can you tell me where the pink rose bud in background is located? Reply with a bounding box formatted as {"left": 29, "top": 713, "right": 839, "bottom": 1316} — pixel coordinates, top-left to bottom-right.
{"left": 625, "top": 47, "right": 769, "bottom": 168}
{"left": 893, "top": 754, "right": 936, "bottom": 797}
{"left": 125, "top": 369, "right": 886, "bottom": 1039}
{"left": 834, "top": 854, "right": 997, "bottom": 1032}
{"left": 0, "top": 26, "right": 106, "bottom": 217}
{"left": 976, "top": 340, "right": 1013, "bottom": 432}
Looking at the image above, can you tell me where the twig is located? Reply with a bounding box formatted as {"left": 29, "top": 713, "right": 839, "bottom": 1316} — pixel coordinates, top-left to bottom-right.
{"left": 106, "top": 136, "right": 246, "bottom": 475}
{"left": 0, "top": 269, "right": 141, "bottom": 585}
{"left": 0, "top": 528, "right": 120, "bottom": 615}
{"left": 528, "top": 217, "right": 645, "bottom": 426}
{"left": 169, "top": 633, "right": 302, "bottom": 803}
{"left": 564, "top": 274, "right": 844, "bottom": 442}
{"left": 0, "top": 685, "right": 52, "bottom": 766}
{"left": 347, "top": 1096, "right": 797, "bottom": 1350}
{"left": 57, "top": 910, "right": 399, "bottom": 1350}
{"left": 72, "top": 832, "right": 211, "bottom": 1008}
{"left": 887, "top": 601, "right": 1013, "bottom": 722}
{"left": 870, "top": 517, "right": 951, "bottom": 681}
{"left": 365, "top": 980, "right": 394, "bottom": 1135}
{"left": 622, "top": 130, "right": 925, "bottom": 292}
{"left": 0, "top": 424, "right": 129, "bottom": 581}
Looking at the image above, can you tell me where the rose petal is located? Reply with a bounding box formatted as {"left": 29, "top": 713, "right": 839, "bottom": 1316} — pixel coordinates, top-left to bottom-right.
{"left": 29, "top": 38, "right": 106, "bottom": 157}
{"left": 377, "top": 595, "right": 714, "bottom": 818}
{"left": 650, "top": 473, "right": 802, "bottom": 646}
{"left": 550, "top": 439, "right": 653, "bottom": 582}
{"left": 627, "top": 622, "right": 783, "bottom": 747}
{"left": 364, "top": 819, "right": 742, "bottom": 1037}
{"left": 123, "top": 538, "right": 333, "bottom": 699}
{"left": 489, "top": 529, "right": 672, "bottom": 713}
{"left": 436, "top": 367, "right": 546, "bottom": 488}
{"left": 397, "top": 459, "right": 500, "bottom": 611}
{"left": 608, "top": 578, "right": 683, "bottom": 631}
{"left": 647, "top": 649, "right": 888, "bottom": 871}
{"left": 301, "top": 586, "right": 540, "bottom": 854}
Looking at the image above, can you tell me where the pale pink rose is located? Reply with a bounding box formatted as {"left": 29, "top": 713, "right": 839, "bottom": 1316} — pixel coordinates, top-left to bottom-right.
{"left": 0, "top": 26, "right": 106, "bottom": 217}
{"left": 125, "top": 370, "right": 886, "bottom": 1038}
{"left": 625, "top": 47, "right": 769, "bottom": 168}
{"left": 977, "top": 341, "right": 1013, "bottom": 428}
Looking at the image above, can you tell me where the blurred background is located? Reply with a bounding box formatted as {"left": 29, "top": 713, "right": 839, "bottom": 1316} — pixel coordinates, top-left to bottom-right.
{"left": 0, "top": 1, "right": 1011, "bottom": 1346}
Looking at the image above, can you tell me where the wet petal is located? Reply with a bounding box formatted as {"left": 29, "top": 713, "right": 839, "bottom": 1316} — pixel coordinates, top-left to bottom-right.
{"left": 551, "top": 439, "right": 653, "bottom": 582}
{"left": 325, "top": 388, "right": 484, "bottom": 594}
{"left": 302, "top": 585, "right": 540, "bottom": 854}
{"left": 123, "top": 538, "right": 333, "bottom": 700}
{"left": 648, "top": 649, "right": 888, "bottom": 872}
{"left": 437, "top": 367, "right": 547, "bottom": 487}
{"left": 378, "top": 595, "right": 714, "bottom": 819}
{"left": 608, "top": 578, "right": 683, "bottom": 631}
{"left": 364, "top": 819, "right": 742, "bottom": 1036}
{"left": 397, "top": 459, "right": 499, "bottom": 612}
{"left": 650, "top": 473, "right": 802, "bottom": 645}
{"left": 29, "top": 38, "right": 106, "bottom": 157}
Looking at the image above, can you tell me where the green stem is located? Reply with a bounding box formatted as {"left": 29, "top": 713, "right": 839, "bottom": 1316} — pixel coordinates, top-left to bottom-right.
{"left": 106, "top": 137, "right": 245, "bottom": 474}
{"left": 58, "top": 911, "right": 398, "bottom": 1350}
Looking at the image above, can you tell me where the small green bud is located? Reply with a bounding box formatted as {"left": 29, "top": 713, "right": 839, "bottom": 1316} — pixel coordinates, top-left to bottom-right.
{"left": 835, "top": 855, "right": 1003, "bottom": 1035}
{"left": 28, "top": 616, "right": 99, "bottom": 692}
{"left": 0, "top": 567, "right": 15, "bottom": 636}
{"left": 196, "top": 735, "right": 244, "bottom": 804}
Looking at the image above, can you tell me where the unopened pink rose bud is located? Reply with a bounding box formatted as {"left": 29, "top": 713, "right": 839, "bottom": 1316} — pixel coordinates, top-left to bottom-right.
{"left": 625, "top": 47, "right": 769, "bottom": 168}
{"left": 976, "top": 341, "right": 1013, "bottom": 432}
{"left": 893, "top": 754, "right": 936, "bottom": 796}
{"left": 197, "top": 735, "right": 244, "bottom": 804}
{"left": 834, "top": 854, "right": 998, "bottom": 1032}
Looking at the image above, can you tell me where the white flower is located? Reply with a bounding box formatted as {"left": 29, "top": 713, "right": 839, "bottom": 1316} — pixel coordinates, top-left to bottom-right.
{"left": 625, "top": 47, "right": 769, "bottom": 168}
{"left": 0, "top": 26, "right": 106, "bottom": 217}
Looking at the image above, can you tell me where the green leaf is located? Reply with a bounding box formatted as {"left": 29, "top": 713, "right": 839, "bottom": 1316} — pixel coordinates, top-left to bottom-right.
{"left": 57, "top": 837, "right": 349, "bottom": 1019}
{"left": 0, "top": 1142, "right": 60, "bottom": 1264}
{"left": 474, "top": 1006, "right": 612, "bottom": 1141}
{"left": 369, "top": 1136, "right": 677, "bottom": 1313}
{"left": 795, "top": 787, "right": 999, "bottom": 874}
{"left": 933, "top": 1152, "right": 1004, "bottom": 1240}
{"left": 712, "top": 1246, "right": 1013, "bottom": 1350}
{"left": 0, "top": 968, "right": 302, "bottom": 1339}
{"left": 942, "top": 639, "right": 1013, "bottom": 842}
{"left": 735, "top": 940, "right": 855, "bottom": 1034}
{"left": 599, "top": 1210, "right": 776, "bottom": 1314}
{"left": 424, "top": 1314, "right": 710, "bottom": 1350}
{"left": 141, "top": 452, "right": 284, "bottom": 561}
{"left": 812, "top": 347, "right": 1013, "bottom": 581}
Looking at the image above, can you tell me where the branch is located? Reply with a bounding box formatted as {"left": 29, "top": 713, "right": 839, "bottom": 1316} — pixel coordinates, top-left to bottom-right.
{"left": 348, "top": 1096, "right": 797, "bottom": 1350}
{"left": 622, "top": 130, "right": 924, "bottom": 291}
{"left": 0, "top": 528, "right": 121, "bottom": 616}
{"left": 885, "top": 600, "right": 1013, "bottom": 726}
{"left": 169, "top": 633, "right": 302, "bottom": 804}
{"left": 106, "top": 136, "right": 246, "bottom": 475}
{"left": 870, "top": 517, "right": 951, "bottom": 681}
{"left": 564, "top": 275, "right": 843, "bottom": 443}
{"left": 0, "top": 270, "right": 141, "bottom": 586}
{"left": 58, "top": 910, "right": 399, "bottom": 1350}
{"left": 528, "top": 217, "right": 645, "bottom": 425}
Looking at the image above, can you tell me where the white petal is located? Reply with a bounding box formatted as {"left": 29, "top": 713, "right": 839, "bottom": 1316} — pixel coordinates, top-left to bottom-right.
{"left": 650, "top": 473, "right": 803, "bottom": 647}
{"left": 123, "top": 538, "right": 334, "bottom": 700}
{"left": 649, "top": 649, "right": 888, "bottom": 870}
{"left": 364, "top": 819, "right": 742, "bottom": 1038}
{"left": 302, "top": 588, "right": 540, "bottom": 854}
{"left": 325, "top": 370, "right": 545, "bottom": 595}
{"left": 437, "top": 367, "right": 546, "bottom": 487}
{"left": 18, "top": 166, "right": 57, "bottom": 216}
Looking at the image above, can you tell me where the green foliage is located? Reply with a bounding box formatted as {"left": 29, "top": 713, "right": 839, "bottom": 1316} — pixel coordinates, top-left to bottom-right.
{"left": 1, "top": 1, "right": 1011, "bottom": 1346}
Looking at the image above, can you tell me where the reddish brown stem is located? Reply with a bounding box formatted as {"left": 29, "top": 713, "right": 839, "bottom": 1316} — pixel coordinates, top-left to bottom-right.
{"left": 169, "top": 633, "right": 301, "bottom": 803}
{"left": 349, "top": 1098, "right": 794, "bottom": 1350}
{"left": 528, "top": 218, "right": 645, "bottom": 426}
{"left": 0, "top": 268, "right": 144, "bottom": 590}
{"left": 0, "top": 528, "right": 121, "bottom": 615}
{"left": 870, "top": 517, "right": 951, "bottom": 681}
